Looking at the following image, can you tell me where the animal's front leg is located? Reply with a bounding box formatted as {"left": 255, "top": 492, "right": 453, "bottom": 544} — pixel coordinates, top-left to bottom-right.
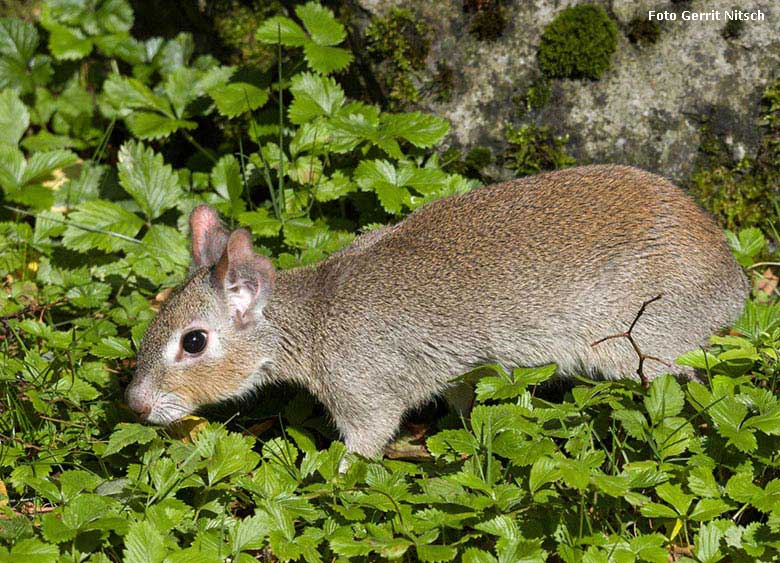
{"left": 333, "top": 399, "right": 406, "bottom": 471}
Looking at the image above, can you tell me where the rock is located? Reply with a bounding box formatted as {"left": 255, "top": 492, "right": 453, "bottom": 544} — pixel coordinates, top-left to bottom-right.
{"left": 352, "top": 0, "right": 780, "bottom": 182}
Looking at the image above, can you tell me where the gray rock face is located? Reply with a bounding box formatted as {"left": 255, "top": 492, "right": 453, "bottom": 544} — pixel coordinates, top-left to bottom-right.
{"left": 356, "top": 0, "right": 780, "bottom": 181}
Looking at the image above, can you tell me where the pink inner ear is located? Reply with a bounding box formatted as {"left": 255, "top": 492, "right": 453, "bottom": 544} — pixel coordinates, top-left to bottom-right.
{"left": 214, "top": 229, "right": 276, "bottom": 321}
{"left": 190, "top": 206, "right": 228, "bottom": 268}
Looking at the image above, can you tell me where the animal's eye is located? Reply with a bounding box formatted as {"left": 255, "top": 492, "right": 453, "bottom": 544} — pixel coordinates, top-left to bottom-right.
{"left": 182, "top": 330, "right": 208, "bottom": 355}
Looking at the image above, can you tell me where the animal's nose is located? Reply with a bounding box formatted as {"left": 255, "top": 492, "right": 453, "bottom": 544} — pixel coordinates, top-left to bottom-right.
{"left": 126, "top": 385, "right": 152, "bottom": 420}
{"left": 135, "top": 403, "right": 151, "bottom": 419}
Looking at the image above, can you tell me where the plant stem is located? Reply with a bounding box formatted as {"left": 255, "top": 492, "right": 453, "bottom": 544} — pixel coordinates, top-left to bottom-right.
{"left": 277, "top": 22, "right": 286, "bottom": 215}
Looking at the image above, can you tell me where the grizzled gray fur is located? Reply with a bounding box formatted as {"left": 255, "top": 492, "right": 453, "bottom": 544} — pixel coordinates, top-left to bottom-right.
{"left": 127, "top": 165, "right": 748, "bottom": 461}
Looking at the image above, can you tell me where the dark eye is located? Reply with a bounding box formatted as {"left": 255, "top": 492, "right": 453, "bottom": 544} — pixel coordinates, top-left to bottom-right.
{"left": 182, "top": 330, "right": 207, "bottom": 355}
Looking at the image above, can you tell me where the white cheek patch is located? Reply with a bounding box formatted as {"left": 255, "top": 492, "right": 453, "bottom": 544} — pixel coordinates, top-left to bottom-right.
{"left": 204, "top": 330, "right": 224, "bottom": 360}
{"left": 163, "top": 331, "right": 182, "bottom": 365}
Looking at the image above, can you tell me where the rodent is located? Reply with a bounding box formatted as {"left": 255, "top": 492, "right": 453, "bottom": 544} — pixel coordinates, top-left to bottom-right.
{"left": 126, "top": 164, "right": 749, "bottom": 461}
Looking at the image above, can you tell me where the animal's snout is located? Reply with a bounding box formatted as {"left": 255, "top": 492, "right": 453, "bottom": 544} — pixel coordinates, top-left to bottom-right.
{"left": 126, "top": 382, "right": 153, "bottom": 420}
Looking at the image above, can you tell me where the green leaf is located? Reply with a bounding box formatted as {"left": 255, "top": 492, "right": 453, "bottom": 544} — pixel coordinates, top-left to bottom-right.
{"left": 695, "top": 521, "right": 724, "bottom": 563}
{"left": 126, "top": 112, "right": 196, "bottom": 140}
{"left": 0, "top": 88, "right": 29, "bottom": 145}
{"left": 289, "top": 154, "right": 323, "bottom": 185}
{"left": 209, "top": 82, "right": 269, "bottom": 118}
{"left": 296, "top": 2, "right": 346, "bottom": 45}
{"left": 282, "top": 217, "right": 330, "bottom": 249}
{"left": 416, "top": 544, "right": 457, "bottom": 562}
{"left": 676, "top": 349, "right": 721, "bottom": 370}
{"left": 104, "top": 423, "right": 158, "bottom": 456}
{"left": 652, "top": 416, "right": 693, "bottom": 460}
{"left": 303, "top": 43, "right": 353, "bottom": 74}
{"left": 462, "top": 548, "right": 498, "bottom": 563}
{"left": 0, "top": 18, "right": 38, "bottom": 65}
{"left": 688, "top": 466, "right": 721, "bottom": 498}
{"left": 95, "top": 33, "right": 144, "bottom": 64}
{"left": 0, "top": 18, "right": 41, "bottom": 92}
{"left": 644, "top": 374, "right": 684, "bottom": 425}
{"left": 529, "top": 457, "right": 559, "bottom": 493}
{"left": 725, "top": 472, "right": 761, "bottom": 504}
{"left": 724, "top": 427, "right": 758, "bottom": 453}
{"left": 476, "top": 364, "right": 556, "bottom": 401}
{"left": 639, "top": 502, "right": 678, "bottom": 519}
{"left": 354, "top": 159, "right": 413, "bottom": 214}
{"left": 239, "top": 208, "right": 282, "bottom": 238}
{"left": 144, "top": 499, "right": 192, "bottom": 535}
{"left": 725, "top": 228, "right": 765, "bottom": 267}
{"left": 614, "top": 408, "right": 648, "bottom": 440}
{"left": 689, "top": 498, "right": 731, "bottom": 521}
{"left": 207, "top": 432, "right": 260, "bottom": 485}
{"left": 381, "top": 112, "right": 450, "bottom": 148}
{"left": 133, "top": 224, "right": 189, "bottom": 276}
{"left": 0, "top": 143, "right": 23, "bottom": 191}
{"left": 255, "top": 16, "right": 307, "bottom": 46}
{"left": 427, "top": 429, "right": 479, "bottom": 457}
{"left": 156, "top": 32, "right": 194, "bottom": 75}
{"left": 156, "top": 67, "right": 199, "bottom": 117}
{"left": 743, "top": 407, "right": 780, "bottom": 435}
{"left": 475, "top": 515, "right": 519, "bottom": 539}
{"left": 4, "top": 538, "right": 58, "bottom": 563}
{"left": 96, "top": 0, "right": 134, "bottom": 34}
{"left": 124, "top": 521, "right": 168, "bottom": 563}
{"left": 232, "top": 514, "right": 269, "bottom": 553}
{"left": 117, "top": 140, "right": 181, "bottom": 220}
{"left": 62, "top": 200, "right": 143, "bottom": 253}
{"left": 211, "top": 155, "right": 244, "bottom": 216}
{"left": 288, "top": 72, "right": 345, "bottom": 125}
{"left": 102, "top": 74, "right": 170, "bottom": 115}
{"left": 655, "top": 482, "right": 693, "bottom": 515}
{"left": 22, "top": 149, "right": 78, "bottom": 185}
{"left": 45, "top": 24, "right": 93, "bottom": 60}
{"left": 58, "top": 470, "right": 103, "bottom": 501}
{"left": 314, "top": 170, "right": 355, "bottom": 202}
{"left": 67, "top": 281, "right": 112, "bottom": 309}
{"left": 91, "top": 336, "right": 133, "bottom": 359}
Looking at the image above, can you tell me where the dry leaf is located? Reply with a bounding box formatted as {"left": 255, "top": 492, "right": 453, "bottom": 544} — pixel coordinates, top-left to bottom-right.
{"left": 245, "top": 419, "right": 275, "bottom": 437}
{"left": 151, "top": 288, "right": 174, "bottom": 312}
{"left": 757, "top": 267, "right": 779, "bottom": 296}
{"left": 383, "top": 433, "right": 432, "bottom": 461}
{"left": 168, "top": 415, "right": 209, "bottom": 442}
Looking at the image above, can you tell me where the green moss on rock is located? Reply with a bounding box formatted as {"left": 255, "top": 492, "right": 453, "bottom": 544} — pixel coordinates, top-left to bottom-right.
{"left": 212, "top": 0, "right": 280, "bottom": 68}
{"left": 692, "top": 165, "right": 775, "bottom": 231}
{"left": 537, "top": 4, "right": 618, "bottom": 80}
{"left": 366, "top": 8, "right": 433, "bottom": 108}
{"left": 442, "top": 146, "right": 494, "bottom": 181}
{"left": 433, "top": 61, "right": 455, "bottom": 102}
{"left": 464, "top": 0, "right": 507, "bottom": 41}
{"left": 722, "top": 17, "right": 745, "bottom": 40}
{"left": 506, "top": 124, "right": 576, "bottom": 176}
{"left": 692, "top": 78, "right": 780, "bottom": 232}
{"left": 0, "top": 0, "right": 39, "bottom": 21}
{"left": 514, "top": 77, "right": 552, "bottom": 117}
{"left": 626, "top": 17, "right": 661, "bottom": 45}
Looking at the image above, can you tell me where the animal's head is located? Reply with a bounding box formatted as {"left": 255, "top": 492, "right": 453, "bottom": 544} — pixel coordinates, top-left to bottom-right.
{"left": 126, "top": 206, "right": 277, "bottom": 424}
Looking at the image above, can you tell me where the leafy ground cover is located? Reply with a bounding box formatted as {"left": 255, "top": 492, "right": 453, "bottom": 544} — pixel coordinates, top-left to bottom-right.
{"left": 1, "top": 2, "right": 780, "bottom": 562}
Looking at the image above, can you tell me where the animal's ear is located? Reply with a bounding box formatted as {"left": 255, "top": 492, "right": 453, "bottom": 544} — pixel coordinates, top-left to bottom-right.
{"left": 190, "top": 206, "right": 230, "bottom": 269}
{"left": 213, "top": 228, "right": 275, "bottom": 324}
